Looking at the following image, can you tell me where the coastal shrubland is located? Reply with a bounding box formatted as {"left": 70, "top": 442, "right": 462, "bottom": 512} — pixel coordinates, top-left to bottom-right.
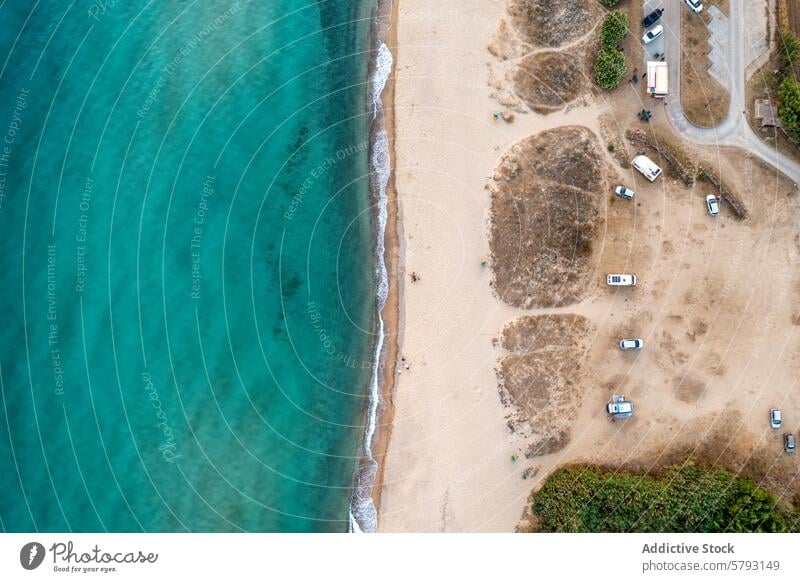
{"left": 773, "top": 29, "right": 800, "bottom": 138}
{"left": 594, "top": 47, "right": 627, "bottom": 90}
{"left": 779, "top": 75, "right": 800, "bottom": 140}
{"left": 530, "top": 464, "right": 798, "bottom": 533}
{"left": 778, "top": 29, "right": 800, "bottom": 72}
{"left": 600, "top": 10, "right": 628, "bottom": 47}
{"left": 594, "top": 11, "right": 628, "bottom": 90}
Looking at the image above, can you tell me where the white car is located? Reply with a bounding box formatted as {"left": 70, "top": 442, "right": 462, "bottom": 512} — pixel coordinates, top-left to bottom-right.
{"left": 619, "top": 339, "right": 644, "bottom": 350}
{"left": 614, "top": 186, "right": 634, "bottom": 200}
{"left": 771, "top": 409, "right": 782, "bottom": 429}
{"left": 705, "top": 194, "right": 719, "bottom": 216}
{"left": 607, "top": 274, "right": 637, "bottom": 286}
{"left": 642, "top": 24, "right": 664, "bottom": 45}
{"left": 684, "top": 0, "right": 703, "bottom": 13}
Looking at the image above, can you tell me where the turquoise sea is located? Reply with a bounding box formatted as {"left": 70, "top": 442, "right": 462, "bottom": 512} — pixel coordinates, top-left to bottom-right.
{"left": 0, "top": 0, "right": 383, "bottom": 532}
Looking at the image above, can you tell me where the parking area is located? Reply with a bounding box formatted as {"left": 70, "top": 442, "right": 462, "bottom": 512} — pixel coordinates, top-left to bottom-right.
{"left": 641, "top": 0, "right": 665, "bottom": 63}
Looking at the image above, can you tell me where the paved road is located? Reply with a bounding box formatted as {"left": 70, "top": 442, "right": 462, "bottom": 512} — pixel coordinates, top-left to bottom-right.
{"left": 662, "top": 0, "right": 800, "bottom": 181}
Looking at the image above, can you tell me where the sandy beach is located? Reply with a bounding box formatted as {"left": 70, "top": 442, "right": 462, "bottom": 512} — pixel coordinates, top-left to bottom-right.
{"left": 378, "top": 0, "right": 542, "bottom": 532}
{"left": 379, "top": 0, "right": 800, "bottom": 532}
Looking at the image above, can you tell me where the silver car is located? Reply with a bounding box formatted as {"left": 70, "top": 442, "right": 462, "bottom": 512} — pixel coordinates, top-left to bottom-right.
{"left": 785, "top": 433, "right": 796, "bottom": 453}
{"left": 706, "top": 194, "right": 719, "bottom": 216}
{"left": 771, "top": 409, "right": 782, "bottom": 429}
{"left": 614, "top": 186, "right": 634, "bottom": 200}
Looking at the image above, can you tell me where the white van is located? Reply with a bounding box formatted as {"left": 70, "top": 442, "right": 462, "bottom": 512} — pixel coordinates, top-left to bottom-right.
{"left": 632, "top": 155, "right": 663, "bottom": 182}
{"left": 607, "top": 274, "right": 637, "bottom": 286}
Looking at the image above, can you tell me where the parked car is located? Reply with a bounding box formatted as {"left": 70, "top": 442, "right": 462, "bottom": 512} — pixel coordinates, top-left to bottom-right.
{"left": 785, "top": 433, "right": 796, "bottom": 453}
{"left": 642, "top": 24, "right": 664, "bottom": 45}
{"left": 770, "top": 409, "right": 782, "bottom": 429}
{"left": 632, "top": 155, "right": 663, "bottom": 182}
{"left": 607, "top": 395, "right": 634, "bottom": 419}
{"left": 619, "top": 339, "right": 644, "bottom": 350}
{"left": 614, "top": 186, "right": 635, "bottom": 200}
{"left": 705, "top": 194, "right": 720, "bottom": 216}
{"left": 684, "top": 0, "right": 703, "bottom": 13}
{"left": 642, "top": 8, "right": 664, "bottom": 28}
{"left": 607, "top": 274, "right": 637, "bottom": 286}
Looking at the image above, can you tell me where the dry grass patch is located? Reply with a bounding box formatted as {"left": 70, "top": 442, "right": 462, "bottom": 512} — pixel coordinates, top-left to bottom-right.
{"left": 642, "top": 410, "right": 800, "bottom": 506}
{"left": 681, "top": 8, "right": 730, "bottom": 127}
{"left": 499, "top": 314, "right": 595, "bottom": 457}
{"left": 507, "top": 0, "right": 601, "bottom": 49}
{"left": 599, "top": 113, "right": 631, "bottom": 169}
{"left": 513, "top": 50, "right": 589, "bottom": 113}
{"left": 490, "top": 126, "right": 607, "bottom": 308}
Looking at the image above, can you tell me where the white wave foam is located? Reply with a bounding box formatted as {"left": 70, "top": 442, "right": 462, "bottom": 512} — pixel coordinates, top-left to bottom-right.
{"left": 371, "top": 43, "right": 394, "bottom": 119}
{"left": 349, "top": 40, "right": 394, "bottom": 533}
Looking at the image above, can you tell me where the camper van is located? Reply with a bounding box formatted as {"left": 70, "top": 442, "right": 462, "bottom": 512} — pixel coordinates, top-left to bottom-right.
{"left": 646, "top": 61, "right": 668, "bottom": 98}
{"left": 632, "top": 155, "right": 662, "bottom": 182}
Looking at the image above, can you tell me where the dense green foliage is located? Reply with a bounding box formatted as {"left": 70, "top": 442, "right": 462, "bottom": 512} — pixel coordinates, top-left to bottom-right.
{"left": 598, "top": 0, "right": 620, "bottom": 7}
{"left": 594, "top": 47, "right": 626, "bottom": 90}
{"left": 531, "top": 465, "right": 797, "bottom": 532}
{"left": 778, "top": 30, "right": 800, "bottom": 72}
{"left": 600, "top": 11, "right": 628, "bottom": 47}
{"left": 779, "top": 75, "right": 800, "bottom": 140}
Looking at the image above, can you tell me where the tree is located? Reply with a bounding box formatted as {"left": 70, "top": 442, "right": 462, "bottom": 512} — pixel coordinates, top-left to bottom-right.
{"left": 724, "top": 479, "right": 787, "bottom": 533}
{"left": 601, "top": 11, "right": 629, "bottom": 47}
{"left": 779, "top": 75, "right": 800, "bottom": 139}
{"left": 778, "top": 30, "right": 800, "bottom": 72}
{"left": 594, "top": 47, "right": 627, "bottom": 90}
{"left": 598, "top": 0, "right": 620, "bottom": 6}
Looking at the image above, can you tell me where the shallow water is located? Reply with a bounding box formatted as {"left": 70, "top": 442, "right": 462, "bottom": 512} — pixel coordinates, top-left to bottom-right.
{"left": 0, "top": 0, "right": 378, "bottom": 532}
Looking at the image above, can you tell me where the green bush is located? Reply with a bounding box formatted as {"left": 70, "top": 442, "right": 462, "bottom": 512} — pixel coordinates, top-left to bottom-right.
{"left": 780, "top": 75, "right": 800, "bottom": 140}
{"left": 778, "top": 30, "right": 800, "bottom": 72}
{"left": 601, "top": 11, "right": 629, "bottom": 47}
{"left": 598, "top": 0, "right": 620, "bottom": 6}
{"left": 531, "top": 464, "right": 796, "bottom": 532}
{"left": 724, "top": 479, "right": 788, "bottom": 533}
{"left": 594, "top": 47, "right": 627, "bottom": 90}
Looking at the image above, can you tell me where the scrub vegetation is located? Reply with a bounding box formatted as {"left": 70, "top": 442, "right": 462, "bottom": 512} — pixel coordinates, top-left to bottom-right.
{"left": 530, "top": 464, "right": 799, "bottom": 533}
{"left": 594, "top": 11, "right": 628, "bottom": 90}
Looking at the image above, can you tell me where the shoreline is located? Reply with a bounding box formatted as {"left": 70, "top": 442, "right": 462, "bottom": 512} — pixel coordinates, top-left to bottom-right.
{"left": 369, "top": 0, "right": 400, "bottom": 523}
